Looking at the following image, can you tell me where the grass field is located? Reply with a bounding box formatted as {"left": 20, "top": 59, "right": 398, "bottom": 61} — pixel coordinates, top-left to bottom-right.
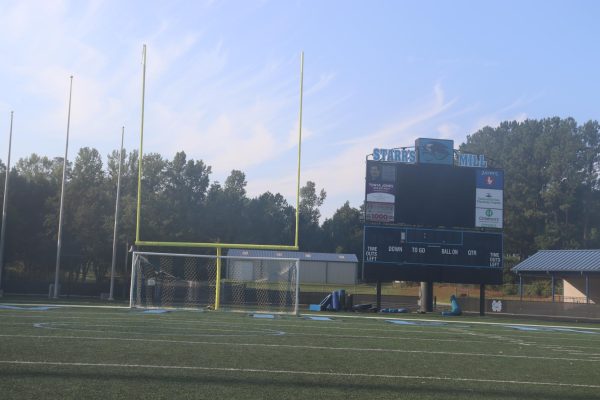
{"left": 0, "top": 302, "right": 599, "bottom": 399}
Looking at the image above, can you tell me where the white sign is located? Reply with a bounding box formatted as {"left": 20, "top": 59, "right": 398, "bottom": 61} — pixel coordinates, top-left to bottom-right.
{"left": 475, "top": 188, "right": 503, "bottom": 209}
{"left": 475, "top": 208, "right": 503, "bottom": 228}
{"left": 366, "top": 202, "right": 394, "bottom": 223}
{"left": 367, "top": 192, "right": 395, "bottom": 203}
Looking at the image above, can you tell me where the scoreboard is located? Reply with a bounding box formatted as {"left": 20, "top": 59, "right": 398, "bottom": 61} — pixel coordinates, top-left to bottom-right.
{"left": 363, "top": 139, "right": 504, "bottom": 284}
{"left": 364, "top": 226, "right": 502, "bottom": 269}
{"left": 363, "top": 226, "right": 503, "bottom": 283}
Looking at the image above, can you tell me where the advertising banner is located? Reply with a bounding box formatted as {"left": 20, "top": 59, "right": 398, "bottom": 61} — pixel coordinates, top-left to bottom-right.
{"left": 475, "top": 208, "right": 503, "bottom": 228}
{"left": 366, "top": 202, "right": 394, "bottom": 223}
{"left": 475, "top": 188, "right": 503, "bottom": 209}
{"left": 366, "top": 182, "right": 395, "bottom": 203}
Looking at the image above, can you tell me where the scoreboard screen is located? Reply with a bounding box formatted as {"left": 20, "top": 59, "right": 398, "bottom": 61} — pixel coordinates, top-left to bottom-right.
{"left": 366, "top": 161, "right": 503, "bottom": 229}
{"left": 363, "top": 225, "right": 503, "bottom": 284}
{"left": 395, "top": 163, "right": 475, "bottom": 228}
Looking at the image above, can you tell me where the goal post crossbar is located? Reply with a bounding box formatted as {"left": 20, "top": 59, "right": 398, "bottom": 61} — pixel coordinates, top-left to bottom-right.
{"left": 134, "top": 49, "right": 305, "bottom": 251}
{"left": 134, "top": 241, "right": 298, "bottom": 250}
{"left": 130, "top": 251, "right": 300, "bottom": 315}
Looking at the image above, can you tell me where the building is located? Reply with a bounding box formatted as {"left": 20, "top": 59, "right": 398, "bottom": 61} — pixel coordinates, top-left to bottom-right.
{"left": 226, "top": 249, "right": 358, "bottom": 285}
{"left": 512, "top": 250, "right": 600, "bottom": 304}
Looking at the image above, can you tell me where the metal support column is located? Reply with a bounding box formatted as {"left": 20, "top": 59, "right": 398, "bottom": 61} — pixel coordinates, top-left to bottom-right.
{"left": 585, "top": 274, "right": 589, "bottom": 304}
{"left": 480, "top": 284, "right": 485, "bottom": 316}
{"left": 519, "top": 274, "right": 523, "bottom": 301}
{"left": 376, "top": 280, "right": 382, "bottom": 311}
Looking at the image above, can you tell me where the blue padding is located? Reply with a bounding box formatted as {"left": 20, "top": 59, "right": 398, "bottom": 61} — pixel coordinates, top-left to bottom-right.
{"left": 0, "top": 305, "right": 57, "bottom": 311}
{"left": 308, "top": 304, "right": 321, "bottom": 311}
{"left": 331, "top": 290, "right": 340, "bottom": 311}
{"left": 305, "top": 316, "right": 333, "bottom": 321}
{"left": 252, "top": 314, "right": 275, "bottom": 319}
{"left": 441, "top": 295, "right": 462, "bottom": 316}
{"left": 142, "top": 309, "right": 170, "bottom": 314}
{"left": 386, "top": 320, "right": 447, "bottom": 326}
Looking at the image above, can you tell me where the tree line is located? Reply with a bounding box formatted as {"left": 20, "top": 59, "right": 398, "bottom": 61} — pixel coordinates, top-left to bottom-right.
{"left": 0, "top": 148, "right": 362, "bottom": 287}
{"left": 0, "top": 116, "right": 599, "bottom": 289}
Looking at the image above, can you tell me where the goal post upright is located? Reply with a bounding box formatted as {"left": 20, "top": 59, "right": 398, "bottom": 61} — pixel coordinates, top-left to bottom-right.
{"left": 134, "top": 47, "right": 304, "bottom": 251}
{"left": 215, "top": 247, "right": 221, "bottom": 310}
{"left": 132, "top": 47, "right": 305, "bottom": 312}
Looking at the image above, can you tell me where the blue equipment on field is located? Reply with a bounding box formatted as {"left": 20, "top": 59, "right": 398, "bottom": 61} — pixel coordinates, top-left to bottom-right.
{"left": 441, "top": 294, "right": 462, "bottom": 316}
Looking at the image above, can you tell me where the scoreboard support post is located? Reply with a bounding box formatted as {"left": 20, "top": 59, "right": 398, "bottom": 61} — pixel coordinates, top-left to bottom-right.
{"left": 376, "top": 280, "right": 382, "bottom": 311}
{"left": 479, "top": 284, "right": 485, "bottom": 316}
{"left": 426, "top": 281, "right": 433, "bottom": 311}
{"left": 419, "top": 282, "right": 434, "bottom": 312}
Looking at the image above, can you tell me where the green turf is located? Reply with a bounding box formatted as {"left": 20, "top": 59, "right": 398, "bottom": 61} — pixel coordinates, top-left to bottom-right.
{"left": 0, "top": 303, "right": 599, "bottom": 399}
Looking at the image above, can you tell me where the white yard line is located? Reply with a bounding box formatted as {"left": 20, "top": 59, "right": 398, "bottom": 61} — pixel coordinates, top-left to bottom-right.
{"left": 0, "top": 360, "right": 598, "bottom": 389}
{"left": 0, "top": 333, "right": 598, "bottom": 363}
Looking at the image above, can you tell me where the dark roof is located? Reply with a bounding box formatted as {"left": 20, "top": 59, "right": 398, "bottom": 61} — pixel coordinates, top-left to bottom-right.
{"left": 512, "top": 250, "right": 600, "bottom": 274}
{"left": 226, "top": 249, "right": 358, "bottom": 263}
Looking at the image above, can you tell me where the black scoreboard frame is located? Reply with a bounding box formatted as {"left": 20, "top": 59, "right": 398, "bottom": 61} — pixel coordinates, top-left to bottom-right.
{"left": 363, "top": 225, "right": 503, "bottom": 284}
{"left": 363, "top": 158, "right": 504, "bottom": 285}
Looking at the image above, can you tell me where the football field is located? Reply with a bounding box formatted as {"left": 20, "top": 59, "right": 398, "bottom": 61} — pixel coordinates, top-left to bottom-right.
{"left": 0, "top": 304, "right": 599, "bottom": 399}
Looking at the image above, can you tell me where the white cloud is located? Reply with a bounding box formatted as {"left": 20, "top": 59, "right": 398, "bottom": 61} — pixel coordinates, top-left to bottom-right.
{"left": 249, "top": 83, "right": 461, "bottom": 219}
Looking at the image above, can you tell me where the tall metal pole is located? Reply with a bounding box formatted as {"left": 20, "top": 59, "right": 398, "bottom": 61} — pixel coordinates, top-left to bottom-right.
{"left": 135, "top": 44, "right": 147, "bottom": 245}
{"left": 0, "top": 111, "right": 14, "bottom": 295}
{"left": 109, "top": 126, "right": 124, "bottom": 301}
{"left": 53, "top": 76, "right": 74, "bottom": 299}
{"left": 294, "top": 51, "right": 304, "bottom": 249}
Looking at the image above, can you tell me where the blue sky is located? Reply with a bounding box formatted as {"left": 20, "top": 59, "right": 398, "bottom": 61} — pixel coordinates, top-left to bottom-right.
{"left": 0, "top": 0, "right": 599, "bottom": 220}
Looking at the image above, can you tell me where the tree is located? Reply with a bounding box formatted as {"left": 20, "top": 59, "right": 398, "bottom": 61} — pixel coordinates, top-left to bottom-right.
{"left": 67, "top": 147, "right": 112, "bottom": 283}
{"left": 460, "top": 117, "right": 600, "bottom": 257}
{"left": 298, "top": 181, "right": 326, "bottom": 251}
{"left": 322, "top": 201, "right": 362, "bottom": 256}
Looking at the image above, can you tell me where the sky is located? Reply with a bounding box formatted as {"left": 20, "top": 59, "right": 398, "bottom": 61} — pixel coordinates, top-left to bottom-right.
{"left": 0, "top": 0, "right": 599, "bottom": 220}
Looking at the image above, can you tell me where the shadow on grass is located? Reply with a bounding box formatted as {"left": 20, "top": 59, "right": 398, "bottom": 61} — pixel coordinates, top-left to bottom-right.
{"left": 0, "top": 367, "right": 594, "bottom": 400}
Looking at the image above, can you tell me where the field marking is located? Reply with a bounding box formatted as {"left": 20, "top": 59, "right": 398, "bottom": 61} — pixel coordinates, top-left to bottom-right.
{"left": 311, "top": 313, "right": 600, "bottom": 332}
{"left": 21, "top": 320, "right": 600, "bottom": 349}
{"left": 32, "top": 322, "right": 286, "bottom": 337}
{"left": 2, "top": 312, "right": 600, "bottom": 343}
{"left": 0, "top": 360, "right": 598, "bottom": 389}
{"left": 1, "top": 333, "right": 599, "bottom": 363}
{"left": 0, "top": 303, "right": 129, "bottom": 310}
{"left": 2, "top": 307, "right": 600, "bottom": 333}
{"left": 2, "top": 304, "right": 599, "bottom": 333}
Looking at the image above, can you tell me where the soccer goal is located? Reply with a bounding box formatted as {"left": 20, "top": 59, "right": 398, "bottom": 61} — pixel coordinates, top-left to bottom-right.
{"left": 130, "top": 251, "right": 300, "bottom": 315}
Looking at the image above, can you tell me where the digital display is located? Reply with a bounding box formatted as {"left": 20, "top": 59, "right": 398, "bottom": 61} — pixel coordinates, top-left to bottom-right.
{"left": 363, "top": 225, "right": 503, "bottom": 284}
{"left": 394, "top": 163, "right": 475, "bottom": 228}
{"left": 365, "top": 161, "right": 503, "bottom": 229}
{"left": 364, "top": 226, "right": 502, "bottom": 269}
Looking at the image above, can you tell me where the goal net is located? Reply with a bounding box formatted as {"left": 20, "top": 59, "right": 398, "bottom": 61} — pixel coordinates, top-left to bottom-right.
{"left": 129, "top": 251, "right": 300, "bottom": 315}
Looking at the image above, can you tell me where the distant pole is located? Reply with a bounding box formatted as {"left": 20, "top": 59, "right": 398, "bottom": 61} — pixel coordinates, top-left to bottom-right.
{"left": 294, "top": 51, "right": 304, "bottom": 249}
{"left": 53, "top": 76, "right": 74, "bottom": 299}
{"left": 135, "top": 44, "right": 147, "bottom": 245}
{"left": 0, "top": 111, "right": 14, "bottom": 294}
{"left": 109, "top": 126, "right": 125, "bottom": 301}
